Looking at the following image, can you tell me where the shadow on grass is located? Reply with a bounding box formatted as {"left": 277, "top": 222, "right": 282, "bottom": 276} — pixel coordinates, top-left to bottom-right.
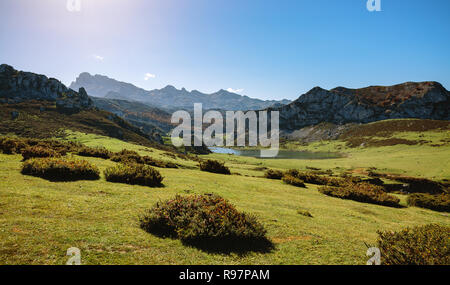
{"left": 181, "top": 237, "right": 275, "bottom": 255}
{"left": 21, "top": 172, "right": 100, "bottom": 182}
{"left": 141, "top": 225, "right": 275, "bottom": 255}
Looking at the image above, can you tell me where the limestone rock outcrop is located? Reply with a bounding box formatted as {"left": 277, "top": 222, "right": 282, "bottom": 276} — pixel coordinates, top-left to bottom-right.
{"left": 0, "top": 64, "right": 93, "bottom": 113}
{"left": 274, "top": 82, "right": 449, "bottom": 130}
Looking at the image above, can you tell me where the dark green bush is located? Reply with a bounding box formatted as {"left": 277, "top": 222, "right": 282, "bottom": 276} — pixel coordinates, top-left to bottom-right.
{"left": 77, "top": 146, "right": 112, "bottom": 159}
{"left": 21, "top": 146, "right": 61, "bottom": 161}
{"left": 264, "top": 169, "right": 283, "bottom": 180}
{"left": 368, "top": 172, "right": 445, "bottom": 194}
{"left": 139, "top": 194, "right": 272, "bottom": 252}
{"left": 319, "top": 183, "right": 401, "bottom": 207}
{"left": 199, "top": 160, "right": 231, "bottom": 175}
{"left": 396, "top": 177, "right": 444, "bottom": 194}
{"left": 110, "top": 149, "right": 142, "bottom": 163}
{"left": 142, "top": 156, "right": 178, "bottom": 169}
{"left": 104, "top": 163, "right": 164, "bottom": 187}
{"left": 0, "top": 136, "right": 80, "bottom": 155}
{"left": 407, "top": 193, "right": 450, "bottom": 212}
{"left": 282, "top": 175, "right": 306, "bottom": 188}
{"left": 21, "top": 157, "right": 100, "bottom": 181}
{"left": 111, "top": 149, "right": 177, "bottom": 168}
{"left": 377, "top": 224, "right": 450, "bottom": 265}
{"left": 0, "top": 137, "right": 27, "bottom": 154}
{"left": 284, "top": 169, "right": 348, "bottom": 186}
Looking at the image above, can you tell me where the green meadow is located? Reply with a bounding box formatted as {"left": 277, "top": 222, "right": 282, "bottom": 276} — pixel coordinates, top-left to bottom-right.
{"left": 0, "top": 127, "right": 449, "bottom": 265}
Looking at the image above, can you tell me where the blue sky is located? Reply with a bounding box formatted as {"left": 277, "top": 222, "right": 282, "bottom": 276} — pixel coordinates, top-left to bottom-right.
{"left": 0, "top": 0, "right": 449, "bottom": 100}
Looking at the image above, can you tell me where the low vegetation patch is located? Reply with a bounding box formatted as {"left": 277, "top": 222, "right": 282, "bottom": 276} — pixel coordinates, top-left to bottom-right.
{"left": 319, "top": 183, "right": 401, "bottom": 208}
{"left": 284, "top": 169, "right": 349, "bottom": 187}
{"left": 0, "top": 137, "right": 27, "bottom": 154}
{"left": 21, "top": 157, "right": 100, "bottom": 181}
{"left": 21, "top": 145, "right": 62, "bottom": 161}
{"left": 139, "top": 194, "right": 273, "bottom": 253}
{"left": 297, "top": 209, "right": 313, "bottom": 217}
{"left": 394, "top": 176, "right": 445, "bottom": 194}
{"left": 0, "top": 136, "right": 80, "bottom": 156}
{"left": 368, "top": 172, "right": 445, "bottom": 194}
{"left": 111, "top": 149, "right": 177, "bottom": 168}
{"left": 104, "top": 163, "right": 164, "bottom": 187}
{"left": 77, "top": 146, "right": 112, "bottom": 159}
{"left": 264, "top": 169, "right": 283, "bottom": 180}
{"left": 199, "top": 159, "right": 231, "bottom": 175}
{"left": 407, "top": 193, "right": 450, "bottom": 212}
{"left": 282, "top": 175, "right": 306, "bottom": 188}
{"left": 376, "top": 224, "right": 450, "bottom": 265}
{"left": 110, "top": 149, "right": 143, "bottom": 163}
{"left": 345, "top": 137, "right": 420, "bottom": 148}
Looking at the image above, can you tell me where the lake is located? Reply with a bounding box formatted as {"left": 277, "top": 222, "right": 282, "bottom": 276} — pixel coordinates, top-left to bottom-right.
{"left": 209, "top": 147, "right": 343, "bottom": 159}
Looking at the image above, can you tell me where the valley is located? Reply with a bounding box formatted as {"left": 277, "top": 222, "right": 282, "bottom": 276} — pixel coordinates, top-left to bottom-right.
{"left": 0, "top": 64, "right": 449, "bottom": 265}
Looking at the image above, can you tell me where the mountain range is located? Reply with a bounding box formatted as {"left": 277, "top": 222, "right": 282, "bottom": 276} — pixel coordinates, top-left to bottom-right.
{"left": 2, "top": 64, "right": 449, "bottom": 144}
{"left": 70, "top": 72, "right": 291, "bottom": 111}
{"left": 0, "top": 64, "right": 165, "bottom": 146}
{"left": 274, "top": 81, "right": 449, "bottom": 131}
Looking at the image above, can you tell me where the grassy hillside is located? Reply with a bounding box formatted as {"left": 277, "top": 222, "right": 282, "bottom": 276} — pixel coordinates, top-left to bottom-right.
{"left": 0, "top": 127, "right": 448, "bottom": 265}
{"left": 0, "top": 101, "right": 164, "bottom": 149}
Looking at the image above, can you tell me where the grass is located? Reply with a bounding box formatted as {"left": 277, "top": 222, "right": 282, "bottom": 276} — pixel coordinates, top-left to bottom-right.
{"left": 1, "top": 127, "right": 449, "bottom": 265}
{"left": 208, "top": 130, "right": 450, "bottom": 180}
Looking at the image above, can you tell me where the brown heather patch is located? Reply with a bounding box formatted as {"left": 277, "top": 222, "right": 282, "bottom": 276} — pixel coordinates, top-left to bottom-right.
{"left": 344, "top": 137, "right": 422, "bottom": 148}
{"left": 340, "top": 119, "right": 450, "bottom": 140}
{"left": 332, "top": 82, "right": 445, "bottom": 107}
{"left": 377, "top": 224, "right": 450, "bottom": 265}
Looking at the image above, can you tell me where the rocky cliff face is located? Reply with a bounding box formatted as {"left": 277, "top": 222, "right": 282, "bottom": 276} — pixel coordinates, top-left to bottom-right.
{"left": 275, "top": 82, "right": 449, "bottom": 131}
{"left": 0, "top": 64, "right": 93, "bottom": 113}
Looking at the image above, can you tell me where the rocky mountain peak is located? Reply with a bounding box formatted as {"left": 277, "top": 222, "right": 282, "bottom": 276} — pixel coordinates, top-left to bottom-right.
{"left": 278, "top": 81, "right": 449, "bottom": 131}
{"left": 70, "top": 72, "right": 291, "bottom": 111}
{"left": 0, "top": 64, "right": 93, "bottom": 113}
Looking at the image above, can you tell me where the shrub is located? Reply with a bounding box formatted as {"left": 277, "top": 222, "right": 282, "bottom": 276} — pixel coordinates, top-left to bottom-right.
{"left": 139, "top": 194, "right": 272, "bottom": 252}
{"left": 297, "top": 209, "right": 313, "bottom": 217}
{"left": 319, "top": 183, "right": 401, "bottom": 207}
{"left": 142, "top": 156, "right": 178, "bottom": 169}
{"left": 104, "top": 163, "right": 163, "bottom": 187}
{"left": 77, "top": 146, "right": 112, "bottom": 159}
{"left": 282, "top": 175, "right": 306, "bottom": 188}
{"left": 0, "top": 136, "right": 81, "bottom": 155}
{"left": 368, "top": 172, "right": 445, "bottom": 194}
{"left": 284, "top": 169, "right": 347, "bottom": 186}
{"left": 395, "top": 177, "right": 444, "bottom": 194}
{"left": 199, "top": 160, "right": 231, "bottom": 175}
{"left": 376, "top": 224, "right": 450, "bottom": 265}
{"left": 0, "top": 137, "right": 27, "bottom": 154}
{"left": 33, "top": 140, "right": 78, "bottom": 154}
{"left": 111, "top": 149, "right": 177, "bottom": 168}
{"left": 264, "top": 169, "right": 283, "bottom": 180}
{"left": 110, "top": 149, "right": 142, "bottom": 163}
{"left": 407, "top": 193, "right": 450, "bottom": 212}
{"left": 21, "top": 146, "right": 62, "bottom": 161}
{"left": 21, "top": 157, "right": 100, "bottom": 181}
